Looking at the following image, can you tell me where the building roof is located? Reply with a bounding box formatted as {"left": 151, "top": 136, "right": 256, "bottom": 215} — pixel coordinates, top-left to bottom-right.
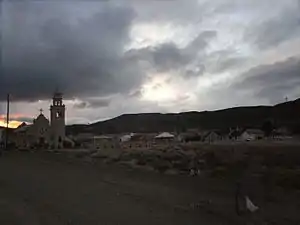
{"left": 202, "top": 131, "right": 221, "bottom": 139}
{"left": 14, "top": 125, "right": 32, "bottom": 133}
{"left": 128, "top": 134, "right": 149, "bottom": 141}
{"left": 17, "top": 122, "right": 27, "bottom": 128}
{"left": 155, "top": 132, "right": 175, "bottom": 139}
{"left": 93, "top": 135, "right": 113, "bottom": 140}
{"left": 244, "top": 129, "right": 264, "bottom": 135}
{"left": 120, "top": 133, "right": 157, "bottom": 142}
{"left": 35, "top": 113, "right": 49, "bottom": 122}
{"left": 120, "top": 134, "right": 133, "bottom": 142}
{"left": 273, "top": 127, "right": 291, "bottom": 135}
{"left": 229, "top": 129, "right": 244, "bottom": 138}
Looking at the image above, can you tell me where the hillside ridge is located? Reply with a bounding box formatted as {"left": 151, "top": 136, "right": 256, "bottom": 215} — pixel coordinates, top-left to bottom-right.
{"left": 66, "top": 98, "right": 300, "bottom": 135}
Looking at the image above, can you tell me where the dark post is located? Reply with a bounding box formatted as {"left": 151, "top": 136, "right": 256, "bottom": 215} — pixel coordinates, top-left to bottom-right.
{"left": 5, "top": 94, "right": 10, "bottom": 150}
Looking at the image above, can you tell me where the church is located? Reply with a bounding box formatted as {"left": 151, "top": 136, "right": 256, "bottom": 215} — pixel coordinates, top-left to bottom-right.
{"left": 13, "top": 92, "right": 66, "bottom": 149}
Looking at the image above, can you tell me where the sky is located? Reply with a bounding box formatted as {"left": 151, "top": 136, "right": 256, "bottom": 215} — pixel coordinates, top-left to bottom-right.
{"left": 0, "top": 0, "right": 300, "bottom": 127}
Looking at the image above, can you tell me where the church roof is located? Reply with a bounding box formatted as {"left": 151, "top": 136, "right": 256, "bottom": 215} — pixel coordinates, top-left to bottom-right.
{"left": 36, "top": 113, "right": 49, "bottom": 121}
{"left": 17, "top": 122, "right": 27, "bottom": 128}
{"left": 34, "top": 113, "right": 50, "bottom": 125}
{"left": 14, "top": 125, "right": 32, "bottom": 133}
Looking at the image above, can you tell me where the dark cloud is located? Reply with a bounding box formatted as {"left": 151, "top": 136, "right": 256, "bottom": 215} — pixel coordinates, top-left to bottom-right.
{"left": 0, "top": 2, "right": 141, "bottom": 101}
{"left": 125, "top": 30, "right": 216, "bottom": 76}
{"left": 131, "top": 0, "right": 203, "bottom": 24}
{"left": 128, "top": 89, "right": 143, "bottom": 98}
{"left": 244, "top": 1, "right": 300, "bottom": 49}
{"left": 205, "top": 50, "right": 248, "bottom": 74}
{"left": 0, "top": 103, "right": 4, "bottom": 115}
{"left": 1, "top": 0, "right": 299, "bottom": 121}
{"left": 73, "top": 102, "right": 88, "bottom": 109}
{"left": 233, "top": 57, "right": 300, "bottom": 104}
{"left": 73, "top": 98, "right": 111, "bottom": 109}
{"left": 213, "top": 57, "right": 246, "bottom": 73}
{"left": 185, "top": 64, "right": 206, "bottom": 78}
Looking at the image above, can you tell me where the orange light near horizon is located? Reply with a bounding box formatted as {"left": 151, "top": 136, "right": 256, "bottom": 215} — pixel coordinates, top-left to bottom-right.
{"left": 0, "top": 113, "right": 30, "bottom": 129}
{"left": 0, "top": 120, "right": 22, "bottom": 128}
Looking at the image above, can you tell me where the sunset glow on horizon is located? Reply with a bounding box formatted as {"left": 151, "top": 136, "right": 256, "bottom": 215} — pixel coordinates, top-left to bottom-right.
{"left": 0, "top": 120, "right": 22, "bottom": 128}
{"left": 0, "top": 114, "right": 27, "bottom": 128}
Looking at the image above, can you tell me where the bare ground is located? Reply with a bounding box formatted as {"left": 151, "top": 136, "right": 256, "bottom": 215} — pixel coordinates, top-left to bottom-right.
{"left": 0, "top": 150, "right": 299, "bottom": 225}
{"left": 0, "top": 151, "right": 234, "bottom": 225}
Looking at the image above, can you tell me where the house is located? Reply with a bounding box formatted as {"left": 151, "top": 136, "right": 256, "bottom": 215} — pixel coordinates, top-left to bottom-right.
{"left": 120, "top": 133, "right": 134, "bottom": 142}
{"left": 228, "top": 127, "right": 246, "bottom": 140}
{"left": 121, "top": 133, "right": 154, "bottom": 150}
{"left": 13, "top": 124, "right": 34, "bottom": 149}
{"left": 155, "top": 132, "right": 175, "bottom": 140}
{"left": 240, "top": 129, "right": 264, "bottom": 141}
{"left": 215, "top": 129, "right": 230, "bottom": 140}
{"left": 0, "top": 127, "right": 16, "bottom": 149}
{"left": 73, "top": 133, "right": 94, "bottom": 148}
{"left": 154, "top": 132, "right": 176, "bottom": 146}
{"left": 272, "top": 127, "right": 292, "bottom": 140}
{"left": 93, "top": 135, "right": 119, "bottom": 150}
{"left": 179, "top": 132, "right": 202, "bottom": 143}
{"left": 202, "top": 131, "right": 222, "bottom": 143}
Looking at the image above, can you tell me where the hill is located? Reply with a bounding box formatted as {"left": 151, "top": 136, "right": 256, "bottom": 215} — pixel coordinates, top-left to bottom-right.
{"left": 66, "top": 98, "right": 300, "bottom": 135}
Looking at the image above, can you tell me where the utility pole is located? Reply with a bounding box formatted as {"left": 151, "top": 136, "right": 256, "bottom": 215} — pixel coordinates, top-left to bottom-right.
{"left": 5, "top": 94, "right": 10, "bottom": 150}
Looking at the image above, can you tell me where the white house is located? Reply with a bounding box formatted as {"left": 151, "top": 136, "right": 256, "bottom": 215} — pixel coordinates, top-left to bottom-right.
{"left": 240, "top": 129, "right": 264, "bottom": 141}
{"left": 120, "top": 133, "right": 155, "bottom": 150}
{"left": 154, "top": 132, "right": 176, "bottom": 147}
{"left": 120, "top": 133, "right": 134, "bottom": 142}
{"left": 155, "top": 132, "right": 175, "bottom": 139}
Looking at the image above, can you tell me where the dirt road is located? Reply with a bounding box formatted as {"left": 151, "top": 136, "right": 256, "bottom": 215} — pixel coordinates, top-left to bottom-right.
{"left": 0, "top": 151, "right": 236, "bottom": 225}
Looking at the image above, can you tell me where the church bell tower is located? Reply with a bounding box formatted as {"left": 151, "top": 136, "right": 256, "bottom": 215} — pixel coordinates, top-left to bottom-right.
{"left": 50, "top": 92, "right": 65, "bottom": 148}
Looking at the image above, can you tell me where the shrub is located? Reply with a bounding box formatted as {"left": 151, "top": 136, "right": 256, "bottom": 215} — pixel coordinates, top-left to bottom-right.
{"left": 63, "top": 140, "right": 73, "bottom": 148}
{"left": 151, "top": 159, "right": 172, "bottom": 173}
{"left": 275, "top": 169, "right": 300, "bottom": 190}
{"left": 74, "top": 151, "right": 90, "bottom": 158}
{"left": 136, "top": 157, "right": 147, "bottom": 166}
{"left": 210, "top": 166, "right": 227, "bottom": 178}
{"left": 171, "top": 159, "right": 191, "bottom": 172}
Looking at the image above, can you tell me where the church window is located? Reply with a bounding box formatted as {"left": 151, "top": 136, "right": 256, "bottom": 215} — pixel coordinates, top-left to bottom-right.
{"left": 56, "top": 112, "right": 61, "bottom": 118}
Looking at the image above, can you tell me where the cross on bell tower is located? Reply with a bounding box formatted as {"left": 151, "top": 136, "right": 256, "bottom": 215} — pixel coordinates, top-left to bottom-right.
{"left": 50, "top": 91, "right": 65, "bottom": 148}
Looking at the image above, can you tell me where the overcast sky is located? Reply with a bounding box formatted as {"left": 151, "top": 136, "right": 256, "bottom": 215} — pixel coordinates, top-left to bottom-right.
{"left": 1, "top": 0, "right": 300, "bottom": 125}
